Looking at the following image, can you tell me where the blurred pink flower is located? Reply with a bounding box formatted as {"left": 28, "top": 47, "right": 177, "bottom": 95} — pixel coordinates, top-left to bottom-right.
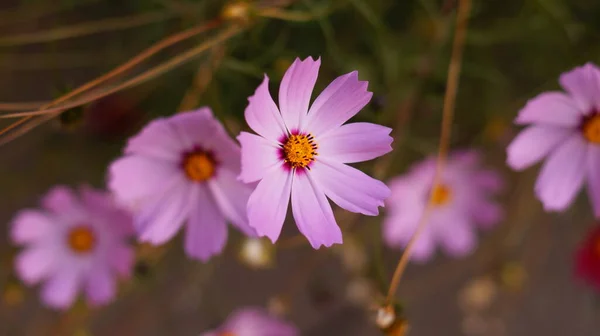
{"left": 383, "top": 151, "right": 504, "bottom": 262}
{"left": 11, "top": 186, "right": 134, "bottom": 309}
{"left": 507, "top": 63, "right": 600, "bottom": 216}
{"left": 108, "top": 108, "right": 255, "bottom": 261}
{"left": 238, "top": 57, "right": 392, "bottom": 248}
{"left": 201, "top": 307, "right": 298, "bottom": 336}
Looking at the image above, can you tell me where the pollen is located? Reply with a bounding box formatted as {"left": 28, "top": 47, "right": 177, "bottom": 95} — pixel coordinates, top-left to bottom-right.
{"left": 68, "top": 226, "right": 96, "bottom": 253}
{"left": 582, "top": 114, "right": 600, "bottom": 144}
{"left": 183, "top": 151, "right": 216, "bottom": 182}
{"left": 282, "top": 134, "right": 318, "bottom": 169}
{"left": 430, "top": 184, "right": 451, "bottom": 206}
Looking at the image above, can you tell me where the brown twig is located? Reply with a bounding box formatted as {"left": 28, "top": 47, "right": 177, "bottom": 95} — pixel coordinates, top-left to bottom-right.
{"left": 0, "top": 24, "right": 241, "bottom": 145}
{"left": 384, "top": 0, "right": 472, "bottom": 305}
{"left": 177, "top": 46, "right": 226, "bottom": 112}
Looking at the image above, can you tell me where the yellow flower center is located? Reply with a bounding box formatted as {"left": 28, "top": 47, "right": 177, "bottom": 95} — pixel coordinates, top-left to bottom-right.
{"left": 218, "top": 332, "right": 235, "bottom": 336}
{"left": 583, "top": 114, "right": 600, "bottom": 144}
{"left": 430, "top": 184, "right": 451, "bottom": 206}
{"left": 183, "top": 151, "right": 215, "bottom": 182}
{"left": 68, "top": 226, "right": 96, "bottom": 253}
{"left": 282, "top": 133, "right": 318, "bottom": 168}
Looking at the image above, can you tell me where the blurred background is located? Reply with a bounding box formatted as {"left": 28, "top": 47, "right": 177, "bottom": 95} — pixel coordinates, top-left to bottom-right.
{"left": 1, "top": 0, "right": 600, "bottom": 335}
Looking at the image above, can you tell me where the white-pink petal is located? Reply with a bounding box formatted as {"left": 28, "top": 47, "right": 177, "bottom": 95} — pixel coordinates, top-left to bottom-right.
{"left": 237, "top": 132, "right": 282, "bottom": 183}
{"left": 506, "top": 125, "right": 573, "bottom": 171}
{"left": 11, "top": 210, "right": 53, "bottom": 245}
{"left": 534, "top": 133, "right": 588, "bottom": 211}
{"left": 85, "top": 266, "right": 116, "bottom": 306}
{"left": 311, "top": 159, "right": 389, "bottom": 216}
{"left": 279, "top": 57, "right": 321, "bottom": 132}
{"left": 290, "top": 172, "right": 342, "bottom": 248}
{"left": 136, "top": 181, "right": 192, "bottom": 244}
{"left": 436, "top": 215, "right": 476, "bottom": 257}
{"left": 559, "top": 63, "right": 600, "bottom": 113}
{"left": 303, "top": 71, "right": 372, "bottom": 137}
{"left": 317, "top": 122, "right": 393, "bottom": 163}
{"left": 15, "top": 245, "right": 57, "bottom": 285}
{"left": 41, "top": 269, "right": 80, "bottom": 309}
{"left": 244, "top": 76, "right": 287, "bottom": 142}
{"left": 185, "top": 186, "right": 228, "bottom": 261}
{"left": 208, "top": 168, "right": 256, "bottom": 236}
{"left": 515, "top": 92, "right": 583, "bottom": 126}
{"left": 247, "top": 165, "right": 292, "bottom": 243}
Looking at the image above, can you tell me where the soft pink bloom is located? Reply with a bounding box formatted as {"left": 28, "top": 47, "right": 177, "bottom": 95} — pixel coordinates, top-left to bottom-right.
{"left": 506, "top": 63, "right": 600, "bottom": 216}
{"left": 11, "top": 186, "right": 134, "bottom": 309}
{"left": 238, "top": 57, "right": 392, "bottom": 248}
{"left": 108, "top": 108, "right": 255, "bottom": 261}
{"left": 383, "top": 151, "right": 504, "bottom": 262}
{"left": 201, "top": 307, "right": 298, "bottom": 336}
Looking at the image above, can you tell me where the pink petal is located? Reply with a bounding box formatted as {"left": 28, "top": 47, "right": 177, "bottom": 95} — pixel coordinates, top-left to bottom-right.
{"left": 15, "top": 246, "right": 57, "bottom": 285}
{"left": 109, "top": 245, "right": 134, "bottom": 277}
{"left": 80, "top": 186, "right": 135, "bottom": 238}
{"left": 41, "top": 185, "right": 79, "bottom": 214}
{"left": 244, "top": 76, "right": 287, "bottom": 142}
{"left": 124, "top": 117, "right": 185, "bottom": 161}
{"left": 317, "top": 122, "right": 392, "bottom": 163}
{"left": 290, "top": 171, "right": 342, "bottom": 248}
{"left": 436, "top": 215, "right": 477, "bottom": 257}
{"left": 185, "top": 185, "right": 227, "bottom": 261}
{"left": 108, "top": 155, "right": 180, "bottom": 207}
{"left": 409, "top": 226, "right": 436, "bottom": 263}
{"left": 247, "top": 165, "right": 292, "bottom": 243}
{"left": 222, "top": 308, "right": 299, "bottom": 336}
{"left": 136, "top": 181, "right": 191, "bottom": 245}
{"left": 471, "top": 200, "right": 503, "bottom": 229}
{"left": 237, "top": 132, "right": 282, "bottom": 183}
{"left": 304, "top": 71, "right": 372, "bottom": 137}
{"left": 208, "top": 168, "right": 256, "bottom": 236}
{"left": 473, "top": 170, "right": 504, "bottom": 193}
{"left": 311, "top": 159, "right": 389, "bottom": 216}
{"left": 11, "top": 210, "right": 54, "bottom": 245}
{"left": 506, "top": 125, "right": 572, "bottom": 170}
{"left": 279, "top": 57, "right": 321, "bottom": 132}
{"left": 515, "top": 92, "right": 582, "bottom": 126}
{"left": 535, "top": 133, "right": 587, "bottom": 211}
{"left": 41, "top": 268, "right": 81, "bottom": 310}
{"left": 559, "top": 63, "right": 600, "bottom": 113}
{"left": 85, "top": 266, "right": 116, "bottom": 306}
{"left": 587, "top": 145, "right": 600, "bottom": 217}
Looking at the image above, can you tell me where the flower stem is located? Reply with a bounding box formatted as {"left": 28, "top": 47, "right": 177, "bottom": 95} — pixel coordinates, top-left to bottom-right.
{"left": 384, "top": 0, "right": 472, "bottom": 306}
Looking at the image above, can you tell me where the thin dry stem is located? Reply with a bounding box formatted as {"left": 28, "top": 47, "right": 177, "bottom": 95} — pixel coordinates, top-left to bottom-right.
{"left": 0, "top": 19, "right": 222, "bottom": 139}
{"left": 177, "top": 46, "right": 226, "bottom": 112}
{"left": 0, "top": 25, "right": 241, "bottom": 145}
{"left": 385, "top": 0, "right": 472, "bottom": 305}
{"left": 0, "top": 11, "right": 174, "bottom": 47}
{"left": 0, "top": 101, "right": 48, "bottom": 111}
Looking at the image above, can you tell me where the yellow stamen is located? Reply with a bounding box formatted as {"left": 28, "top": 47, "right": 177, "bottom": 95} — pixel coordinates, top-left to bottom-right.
{"left": 583, "top": 114, "right": 600, "bottom": 144}
{"left": 183, "top": 151, "right": 215, "bottom": 181}
{"left": 282, "top": 134, "right": 317, "bottom": 168}
{"left": 218, "top": 332, "right": 235, "bottom": 336}
{"left": 68, "top": 226, "right": 96, "bottom": 253}
{"left": 430, "top": 184, "right": 451, "bottom": 206}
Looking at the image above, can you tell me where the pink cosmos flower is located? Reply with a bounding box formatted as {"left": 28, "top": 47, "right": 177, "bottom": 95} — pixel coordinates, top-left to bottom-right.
{"left": 383, "top": 151, "right": 503, "bottom": 262}
{"left": 237, "top": 57, "right": 393, "bottom": 248}
{"left": 507, "top": 63, "right": 600, "bottom": 216}
{"left": 11, "top": 186, "right": 134, "bottom": 309}
{"left": 201, "top": 307, "right": 298, "bottom": 336}
{"left": 108, "top": 107, "right": 255, "bottom": 261}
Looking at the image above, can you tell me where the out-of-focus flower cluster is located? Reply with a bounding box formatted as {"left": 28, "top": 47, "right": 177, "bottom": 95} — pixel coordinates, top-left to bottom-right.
{"left": 8, "top": 55, "right": 600, "bottom": 333}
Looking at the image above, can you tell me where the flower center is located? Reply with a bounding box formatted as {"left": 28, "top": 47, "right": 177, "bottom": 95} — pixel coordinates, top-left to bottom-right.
{"left": 582, "top": 114, "right": 600, "bottom": 144}
{"left": 183, "top": 151, "right": 215, "bottom": 182}
{"left": 68, "top": 226, "right": 96, "bottom": 253}
{"left": 430, "top": 184, "right": 451, "bottom": 206}
{"left": 282, "top": 133, "right": 318, "bottom": 168}
{"left": 218, "top": 332, "right": 235, "bottom": 336}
